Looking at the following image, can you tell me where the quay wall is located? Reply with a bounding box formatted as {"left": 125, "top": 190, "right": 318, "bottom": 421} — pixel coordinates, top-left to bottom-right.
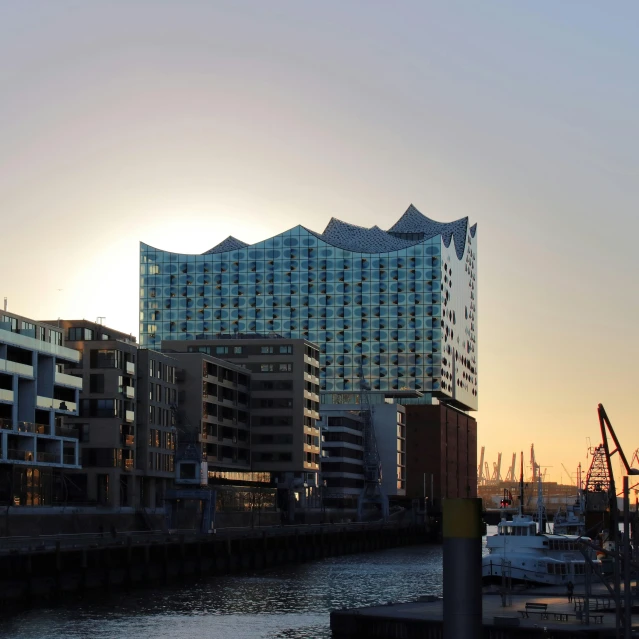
{"left": 0, "top": 522, "right": 428, "bottom": 605}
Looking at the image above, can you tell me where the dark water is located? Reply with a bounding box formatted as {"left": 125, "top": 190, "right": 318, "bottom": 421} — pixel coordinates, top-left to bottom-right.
{"left": 0, "top": 545, "right": 444, "bottom": 639}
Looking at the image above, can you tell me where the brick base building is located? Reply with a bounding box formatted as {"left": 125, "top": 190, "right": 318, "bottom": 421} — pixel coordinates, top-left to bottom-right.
{"left": 405, "top": 404, "right": 477, "bottom": 513}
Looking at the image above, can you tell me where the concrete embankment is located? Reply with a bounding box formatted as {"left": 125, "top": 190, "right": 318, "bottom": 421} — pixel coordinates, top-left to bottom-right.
{"left": 0, "top": 522, "right": 428, "bottom": 605}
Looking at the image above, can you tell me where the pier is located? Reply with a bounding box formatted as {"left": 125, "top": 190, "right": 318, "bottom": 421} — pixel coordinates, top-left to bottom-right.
{"left": 331, "top": 585, "right": 638, "bottom": 638}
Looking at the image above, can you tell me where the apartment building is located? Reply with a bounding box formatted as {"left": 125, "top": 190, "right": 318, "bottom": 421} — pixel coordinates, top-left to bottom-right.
{"left": 162, "top": 337, "right": 321, "bottom": 493}
{"left": 318, "top": 391, "right": 410, "bottom": 510}
{"left": 47, "top": 320, "right": 138, "bottom": 508}
{"left": 165, "top": 351, "right": 251, "bottom": 482}
{"left": 135, "top": 349, "right": 179, "bottom": 508}
{"left": 0, "top": 312, "right": 81, "bottom": 507}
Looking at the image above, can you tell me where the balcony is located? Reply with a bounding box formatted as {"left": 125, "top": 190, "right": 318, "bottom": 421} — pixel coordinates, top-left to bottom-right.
{"left": 123, "top": 434, "right": 135, "bottom": 447}
{"left": 0, "top": 359, "right": 34, "bottom": 378}
{"left": 36, "top": 397, "right": 77, "bottom": 413}
{"left": 0, "top": 418, "right": 13, "bottom": 430}
{"left": 125, "top": 410, "right": 135, "bottom": 423}
{"left": 18, "top": 422, "right": 49, "bottom": 434}
{"left": 54, "top": 371, "right": 83, "bottom": 389}
{"left": 63, "top": 453, "right": 77, "bottom": 465}
{"left": 0, "top": 389, "right": 14, "bottom": 403}
{"left": 36, "top": 451, "right": 61, "bottom": 464}
{"left": 125, "top": 361, "right": 135, "bottom": 375}
{"left": 0, "top": 328, "right": 80, "bottom": 362}
{"left": 123, "top": 458, "right": 134, "bottom": 471}
{"left": 7, "top": 449, "right": 34, "bottom": 462}
{"left": 125, "top": 386, "right": 135, "bottom": 399}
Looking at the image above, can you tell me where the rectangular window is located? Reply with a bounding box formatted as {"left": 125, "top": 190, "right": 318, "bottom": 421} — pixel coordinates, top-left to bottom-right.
{"left": 89, "top": 374, "right": 104, "bottom": 393}
{"left": 39, "top": 326, "right": 46, "bottom": 341}
{"left": 279, "top": 345, "right": 293, "bottom": 354}
{"left": 150, "top": 359, "right": 156, "bottom": 377}
{"left": 260, "top": 346, "right": 273, "bottom": 354}
{"left": 233, "top": 346, "right": 242, "bottom": 354}
{"left": 1, "top": 316, "right": 18, "bottom": 333}
{"left": 216, "top": 346, "right": 228, "bottom": 355}
{"left": 50, "top": 330, "right": 62, "bottom": 345}
{"left": 260, "top": 364, "right": 274, "bottom": 373}
{"left": 21, "top": 321, "right": 35, "bottom": 335}
{"left": 279, "top": 363, "right": 292, "bottom": 372}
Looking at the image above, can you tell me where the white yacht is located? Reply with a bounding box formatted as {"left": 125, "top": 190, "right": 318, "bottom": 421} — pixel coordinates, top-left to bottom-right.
{"left": 482, "top": 477, "right": 599, "bottom": 586}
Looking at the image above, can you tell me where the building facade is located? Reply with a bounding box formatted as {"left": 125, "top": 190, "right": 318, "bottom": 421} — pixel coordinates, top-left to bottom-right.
{"left": 0, "top": 312, "right": 81, "bottom": 507}
{"left": 404, "top": 403, "right": 477, "bottom": 511}
{"left": 48, "top": 320, "right": 139, "bottom": 508}
{"left": 162, "top": 337, "right": 321, "bottom": 491}
{"left": 139, "top": 205, "right": 477, "bottom": 412}
{"left": 135, "top": 349, "right": 179, "bottom": 508}
{"left": 318, "top": 392, "right": 408, "bottom": 510}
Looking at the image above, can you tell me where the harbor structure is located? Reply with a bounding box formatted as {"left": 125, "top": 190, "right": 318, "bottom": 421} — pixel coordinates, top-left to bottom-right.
{"left": 139, "top": 205, "right": 478, "bottom": 411}
{"left": 0, "top": 311, "right": 81, "bottom": 507}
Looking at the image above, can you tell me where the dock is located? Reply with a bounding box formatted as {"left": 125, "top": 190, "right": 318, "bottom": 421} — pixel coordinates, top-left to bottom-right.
{"left": 331, "top": 585, "right": 638, "bottom": 638}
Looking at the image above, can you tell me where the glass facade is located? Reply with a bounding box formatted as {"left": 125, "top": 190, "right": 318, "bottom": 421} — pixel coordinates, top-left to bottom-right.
{"left": 139, "top": 208, "right": 477, "bottom": 410}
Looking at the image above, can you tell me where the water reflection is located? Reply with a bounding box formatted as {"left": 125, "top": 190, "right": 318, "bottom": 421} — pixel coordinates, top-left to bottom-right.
{"left": 1, "top": 545, "right": 443, "bottom": 639}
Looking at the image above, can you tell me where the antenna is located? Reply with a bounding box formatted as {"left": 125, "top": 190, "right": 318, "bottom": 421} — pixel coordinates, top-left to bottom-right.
{"left": 3, "top": 298, "right": 6, "bottom": 312}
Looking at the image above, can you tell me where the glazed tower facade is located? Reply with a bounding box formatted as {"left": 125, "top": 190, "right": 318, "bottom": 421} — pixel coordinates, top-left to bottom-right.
{"left": 140, "top": 205, "right": 477, "bottom": 411}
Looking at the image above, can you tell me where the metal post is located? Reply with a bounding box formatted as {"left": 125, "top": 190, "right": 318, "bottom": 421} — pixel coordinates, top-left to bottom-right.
{"left": 623, "top": 476, "right": 631, "bottom": 639}
{"left": 443, "top": 498, "right": 482, "bottom": 639}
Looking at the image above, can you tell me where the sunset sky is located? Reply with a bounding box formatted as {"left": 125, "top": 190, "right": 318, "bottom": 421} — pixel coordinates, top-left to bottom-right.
{"left": 1, "top": 1, "right": 638, "bottom": 485}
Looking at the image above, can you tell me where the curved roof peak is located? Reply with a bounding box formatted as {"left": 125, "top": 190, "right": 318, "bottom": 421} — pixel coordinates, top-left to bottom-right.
{"left": 388, "top": 205, "right": 470, "bottom": 259}
{"left": 203, "top": 236, "right": 249, "bottom": 255}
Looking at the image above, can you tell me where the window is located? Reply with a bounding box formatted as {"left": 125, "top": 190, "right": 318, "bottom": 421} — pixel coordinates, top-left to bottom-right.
{"left": 89, "top": 374, "right": 104, "bottom": 393}
{"left": 1, "top": 316, "right": 18, "bottom": 333}
{"left": 233, "top": 346, "right": 242, "bottom": 354}
{"left": 21, "top": 321, "right": 35, "bottom": 335}
{"left": 68, "top": 327, "right": 94, "bottom": 341}
{"left": 260, "top": 346, "right": 273, "bottom": 354}
{"left": 150, "top": 359, "right": 156, "bottom": 377}
{"left": 279, "top": 363, "right": 292, "bottom": 372}
{"left": 50, "top": 330, "right": 62, "bottom": 345}
{"left": 260, "top": 364, "right": 274, "bottom": 373}
{"left": 39, "top": 327, "right": 46, "bottom": 341}
{"left": 216, "top": 346, "right": 228, "bottom": 355}
{"left": 91, "top": 349, "right": 123, "bottom": 368}
{"left": 279, "top": 345, "right": 293, "bottom": 354}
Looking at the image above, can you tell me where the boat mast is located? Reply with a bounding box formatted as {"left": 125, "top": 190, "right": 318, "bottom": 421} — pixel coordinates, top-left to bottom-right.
{"left": 519, "top": 450, "right": 524, "bottom": 516}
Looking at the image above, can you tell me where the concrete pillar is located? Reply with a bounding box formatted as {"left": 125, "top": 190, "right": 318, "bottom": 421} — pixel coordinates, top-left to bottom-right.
{"left": 443, "top": 498, "right": 482, "bottom": 639}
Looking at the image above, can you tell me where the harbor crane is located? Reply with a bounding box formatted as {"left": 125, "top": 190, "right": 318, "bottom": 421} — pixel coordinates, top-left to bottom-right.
{"left": 504, "top": 453, "right": 517, "bottom": 482}
{"left": 478, "top": 446, "right": 485, "bottom": 484}
{"left": 491, "top": 453, "right": 503, "bottom": 482}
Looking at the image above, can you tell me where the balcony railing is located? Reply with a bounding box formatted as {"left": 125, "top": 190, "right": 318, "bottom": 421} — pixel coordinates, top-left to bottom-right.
{"left": 36, "top": 397, "right": 77, "bottom": 413}
{"left": 0, "top": 359, "right": 34, "bottom": 378}
{"left": 123, "top": 458, "right": 134, "bottom": 471}
{"left": 123, "top": 434, "right": 135, "bottom": 447}
{"left": 17, "top": 422, "right": 50, "bottom": 434}
{"left": 6, "top": 449, "right": 34, "bottom": 462}
{"left": 125, "top": 361, "right": 135, "bottom": 375}
{"left": 125, "top": 386, "right": 135, "bottom": 399}
{"left": 0, "top": 328, "right": 80, "bottom": 362}
{"left": 36, "top": 451, "right": 61, "bottom": 464}
{"left": 55, "top": 424, "right": 79, "bottom": 438}
{"left": 0, "top": 389, "right": 14, "bottom": 403}
{"left": 54, "top": 371, "right": 83, "bottom": 389}
{"left": 125, "top": 410, "right": 135, "bottom": 423}
{"left": 63, "top": 454, "right": 77, "bottom": 465}
{"left": 0, "top": 418, "right": 13, "bottom": 430}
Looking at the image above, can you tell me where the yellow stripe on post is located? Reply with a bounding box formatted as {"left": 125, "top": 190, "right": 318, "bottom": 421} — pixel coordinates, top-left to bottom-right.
{"left": 443, "top": 499, "right": 482, "bottom": 539}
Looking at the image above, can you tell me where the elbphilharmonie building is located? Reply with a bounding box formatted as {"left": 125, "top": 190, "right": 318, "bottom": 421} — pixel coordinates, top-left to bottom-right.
{"left": 139, "top": 205, "right": 477, "bottom": 411}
